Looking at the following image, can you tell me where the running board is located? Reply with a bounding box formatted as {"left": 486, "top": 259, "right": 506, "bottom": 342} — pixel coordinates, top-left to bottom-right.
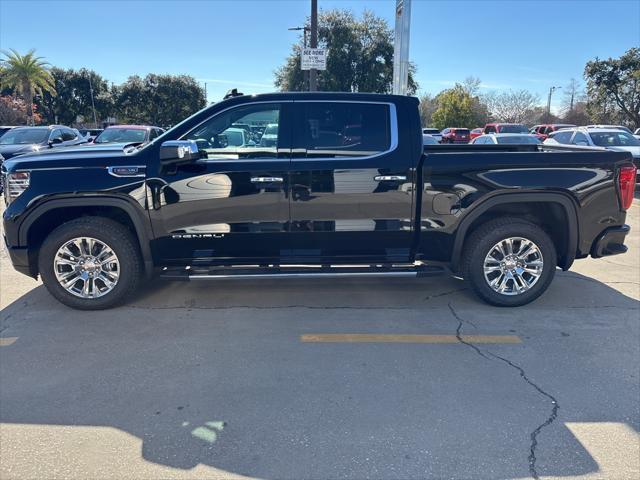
{"left": 159, "top": 264, "right": 446, "bottom": 281}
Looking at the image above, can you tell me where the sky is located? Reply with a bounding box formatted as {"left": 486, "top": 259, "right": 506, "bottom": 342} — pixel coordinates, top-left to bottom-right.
{"left": 1, "top": 0, "right": 638, "bottom": 112}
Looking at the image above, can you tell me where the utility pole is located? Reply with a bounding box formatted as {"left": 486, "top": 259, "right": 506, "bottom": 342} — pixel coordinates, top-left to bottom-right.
{"left": 309, "top": 0, "right": 318, "bottom": 92}
{"left": 88, "top": 75, "right": 98, "bottom": 128}
{"left": 393, "top": 0, "right": 412, "bottom": 95}
{"left": 547, "top": 86, "right": 561, "bottom": 117}
{"left": 289, "top": 26, "right": 310, "bottom": 90}
{"left": 204, "top": 82, "right": 207, "bottom": 103}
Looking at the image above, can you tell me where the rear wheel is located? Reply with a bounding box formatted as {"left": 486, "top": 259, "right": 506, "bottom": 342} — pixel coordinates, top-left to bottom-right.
{"left": 462, "top": 217, "right": 557, "bottom": 307}
{"left": 38, "top": 217, "right": 142, "bottom": 310}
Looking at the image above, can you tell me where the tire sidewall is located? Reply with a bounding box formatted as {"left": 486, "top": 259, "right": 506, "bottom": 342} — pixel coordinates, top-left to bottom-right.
{"left": 39, "top": 219, "right": 140, "bottom": 310}
{"left": 466, "top": 222, "right": 557, "bottom": 307}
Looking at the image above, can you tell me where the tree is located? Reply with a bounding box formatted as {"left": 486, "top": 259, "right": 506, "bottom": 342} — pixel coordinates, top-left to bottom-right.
{"left": 275, "top": 9, "right": 417, "bottom": 94}
{"left": 584, "top": 48, "right": 640, "bottom": 128}
{"left": 36, "top": 67, "right": 113, "bottom": 126}
{"left": 0, "top": 95, "right": 42, "bottom": 125}
{"left": 562, "top": 78, "right": 584, "bottom": 116}
{"left": 484, "top": 89, "right": 540, "bottom": 123}
{"left": 0, "top": 49, "right": 56, "bottom": 125}
{"left": 431, "top": 85, "right": 480, "bottom": 130}
{"left": 418, "top": 93, "right": 438, "bottom": 126}
{"left": 115, "top": 74, "right": 205, "bottom": 127}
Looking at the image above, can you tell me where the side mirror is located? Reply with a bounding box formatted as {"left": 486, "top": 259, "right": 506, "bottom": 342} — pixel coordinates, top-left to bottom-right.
{"left": 160, "top": 140, "right": 201, "bottom": 164}
{"left": 49, "top": 136, "right": 63, "bottom": 146}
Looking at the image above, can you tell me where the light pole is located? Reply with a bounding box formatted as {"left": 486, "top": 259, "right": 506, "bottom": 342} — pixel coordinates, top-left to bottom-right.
{"left": 88, "top": 74, "right": 98, "bottom": 128}
{"left": 288, "top": 26, "right": 310, "bottom": 90}
{"left": 547, "top": 86, "right": 561, "bottom": 117}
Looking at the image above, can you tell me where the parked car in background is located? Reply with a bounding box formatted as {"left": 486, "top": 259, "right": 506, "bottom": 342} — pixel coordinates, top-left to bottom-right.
{"left": 422, "top": 128, "right": 442, "bottom": 143}
{"left": 469, "top": 128, "right": 483, "bottom": 140}
{"left": 483, "top": 123, "right": 529, "bottom": 134}
{"left": 78, "top": 128, "right": 104, "bottom": 141}
{"left": 0, "top": 125, "right": 87, "bottom": 160}
{"left": 531, "top": 124, "right": 576, "bottom": 141}
{"left": 92, "top": 125, "right": 164, "bottom": 145}
{"left": 422, "top": 134, "right": 439, "bottom": 145}
{"left": 634, "top": 128, "right": 640, "bottom": 141}
{"left": 0, "top": 126, "right": 17, "bottom": 138}
{"left": 586, "top": 125, "right": 632, "bottom": 134}
{"left": 441, "top": 128, "right": 470, "bottom": 143}
{"left": 471, "top": 133, "right": 541, "bottom": 145}
{"left": 545, "top": 127, "right": 639, "bottom": 178}
{"left": 259, "top": 123, "right": 278, "bottom": 147}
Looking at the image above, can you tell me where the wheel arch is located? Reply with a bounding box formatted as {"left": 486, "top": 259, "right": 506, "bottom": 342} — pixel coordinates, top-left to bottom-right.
{"left": 450, "top": 192, "right": 579, "bottom": 272}
{"left": 19, "top": 197, "right": 154, "bottom": 278}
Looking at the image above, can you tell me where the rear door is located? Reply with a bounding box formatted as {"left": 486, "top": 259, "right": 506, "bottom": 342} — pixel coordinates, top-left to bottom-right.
{"left": 288, "top": 100, "right": 413, "bottom": 263}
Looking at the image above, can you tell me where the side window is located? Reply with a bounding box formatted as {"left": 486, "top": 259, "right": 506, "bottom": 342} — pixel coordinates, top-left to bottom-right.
{"left": 572, "top": 132, "right": 589, "bottom": 145}
{"left": 62, "top": 129, "right": 76, "bottom": 141}
{"left": 301, "top": 102, "right": 391, "bottom": 159}
{"left": 50, "top": 129, "right": 63, "bottom": 141}
{"left": 183, "top": 103, "right": 281, "bottom": 159}
{"left": 148, "top": 129, "right": 158, "bottom": 141}
{"left": 552, "top": 131, "right": 573, "bottom": 144}
{"left": 485, "top": 125, "right": 496, "bottom": 134}
{"left": 474, "top": 137, "right": 487, "bottom": 144}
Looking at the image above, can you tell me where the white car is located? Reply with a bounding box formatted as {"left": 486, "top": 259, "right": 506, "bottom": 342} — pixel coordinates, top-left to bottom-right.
{"left": 545, "top": 127, "right": 640, "bottom": 177}
{"left": 471, "top": 133, "right": 541, "bottom": 145}
{"left": 422, "top": 134, "right": 439, "bottom": 145}
{"left": 422, "top": 128, "right": 442, "bottom": 143}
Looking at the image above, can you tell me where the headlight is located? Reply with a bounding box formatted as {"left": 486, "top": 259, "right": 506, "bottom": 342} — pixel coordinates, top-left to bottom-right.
{"left": 4, "top": 171, "right": 30, "bottom": 205}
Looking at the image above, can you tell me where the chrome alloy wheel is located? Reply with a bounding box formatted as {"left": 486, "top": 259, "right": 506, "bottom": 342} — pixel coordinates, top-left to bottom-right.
{"left": 483, "top": 237, "right": 544, "bottom": 296}
{"left": 53, "top": 237, "right": 120, "bottom": 298}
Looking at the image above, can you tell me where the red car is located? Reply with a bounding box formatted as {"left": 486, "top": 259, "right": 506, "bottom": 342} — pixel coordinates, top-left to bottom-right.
{"left": 470, "top": 128, "right": 483, "bottom": 140}
{"left": 531, "top": 124, "right": 576, "bottom": 141}
{"left": 483, "top": 123, "right": 529, "bottom": 134}
{"left": 441, "top": 128, "right": 471, "bottom": 144}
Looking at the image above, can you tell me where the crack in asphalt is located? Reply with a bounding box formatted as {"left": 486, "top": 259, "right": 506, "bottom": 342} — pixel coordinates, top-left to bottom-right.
{"left": 448, "top": 303, "right": 559, "bottom": 480}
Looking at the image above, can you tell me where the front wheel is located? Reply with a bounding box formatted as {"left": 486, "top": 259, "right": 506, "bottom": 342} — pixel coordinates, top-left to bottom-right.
{"left": 38, "top": 217, "right": 142, "bottom": 310}
{"left": 462, "top": 218, "right": 557, "bottom": 307}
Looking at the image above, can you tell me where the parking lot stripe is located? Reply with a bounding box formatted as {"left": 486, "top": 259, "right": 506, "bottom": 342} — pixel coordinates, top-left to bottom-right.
{"left": 0, "top": 337, "right": 18, "bottom": 347}
{"left": 301, "top": 334, "right": 521, "bottom": 344}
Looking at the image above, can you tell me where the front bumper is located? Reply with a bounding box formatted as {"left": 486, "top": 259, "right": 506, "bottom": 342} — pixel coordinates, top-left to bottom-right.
{"left": 3, "top": 235, "right": 32, "bottom": 277}
{"left": 591, "top": 225, "right": 631, "bottom": 258}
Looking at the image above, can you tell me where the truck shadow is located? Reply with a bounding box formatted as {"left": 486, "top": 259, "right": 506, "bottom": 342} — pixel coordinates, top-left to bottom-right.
{"left": 1, "top": 272, "right": 638, "bottom": 479}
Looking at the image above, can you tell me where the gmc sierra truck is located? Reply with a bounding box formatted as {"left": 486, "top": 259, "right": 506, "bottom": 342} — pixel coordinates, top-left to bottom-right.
{"left": 2, "top": 92, "right": 636, "bottom": 309}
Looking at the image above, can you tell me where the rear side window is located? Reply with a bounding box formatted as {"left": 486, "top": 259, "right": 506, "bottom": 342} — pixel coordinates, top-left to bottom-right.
{"left": 551, "top": 131, "right": 573, "bottom": 144}
{"left": 301, "top": 102, "right": 391, "bottom": 158}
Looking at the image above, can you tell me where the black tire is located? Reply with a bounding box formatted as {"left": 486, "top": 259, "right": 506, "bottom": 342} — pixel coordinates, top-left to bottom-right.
{"left": 462, "top": 217, "right": 557, "bottom": 307}
{"left": 38, "top": 217, "right": 142, "bottom": 310}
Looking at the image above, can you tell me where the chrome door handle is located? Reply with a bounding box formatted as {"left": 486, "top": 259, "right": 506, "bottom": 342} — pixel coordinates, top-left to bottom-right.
{"left": 374, "top": 175, "right": 407, "bottom": 182}
{"left": 251, "top": 176, "right": 284, "bottom": 183}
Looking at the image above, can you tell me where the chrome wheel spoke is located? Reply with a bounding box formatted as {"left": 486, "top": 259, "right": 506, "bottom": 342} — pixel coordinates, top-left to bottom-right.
{"left": 54, "top": 237, "right": 119, "bottom": 299}
{"left": 483, "top": 236, "right": 544, "bottom": 296}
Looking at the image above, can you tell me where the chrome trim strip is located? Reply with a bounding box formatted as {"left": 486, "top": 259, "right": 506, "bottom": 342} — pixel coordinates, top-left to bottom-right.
{"left": 189, "top": 271, "right": 418, "bottom": 280}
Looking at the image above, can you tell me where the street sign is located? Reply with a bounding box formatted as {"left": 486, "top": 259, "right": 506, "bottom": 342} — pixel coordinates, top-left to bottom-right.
{"left": 301, "top": 48, "right": 327, "bottom": 71}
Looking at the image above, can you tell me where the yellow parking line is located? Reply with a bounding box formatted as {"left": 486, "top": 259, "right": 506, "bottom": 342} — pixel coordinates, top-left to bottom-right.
{"left": 0, "top": 337, "right": 18, "bottom": 347}
{"left": 301, "top": 334, "right": 521, "bottom": 344}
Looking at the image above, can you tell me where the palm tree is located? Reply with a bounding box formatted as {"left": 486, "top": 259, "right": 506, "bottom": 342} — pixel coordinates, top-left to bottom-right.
{"left": 0, "top": 49, "right": 56, "bottom": 125}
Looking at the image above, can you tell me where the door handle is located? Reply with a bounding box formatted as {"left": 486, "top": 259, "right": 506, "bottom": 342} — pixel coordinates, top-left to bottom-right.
{"left": 374, "top": 175, "right": 407, "bottom": 182}
{"left": 251, "top": 176, "right": 284, "bottom": 183}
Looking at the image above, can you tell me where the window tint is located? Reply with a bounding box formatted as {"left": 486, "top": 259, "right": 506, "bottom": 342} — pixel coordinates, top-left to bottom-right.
{"left": 572, "top": 132, "right": 589, "bottom": 145}
{"left": 62, "top": 129, "right": 77, "bottom": 141}
{"left": 551, "top": 131, "right": 573, "bottom": 144}
{"left": 485, "top": 125, "right": 496, "bottom": 133}
{"left": 301, "top": 102, "right": 391, "bottom": 158}
{"left": 184, "top": 103, "right": 281, "bottom": 159}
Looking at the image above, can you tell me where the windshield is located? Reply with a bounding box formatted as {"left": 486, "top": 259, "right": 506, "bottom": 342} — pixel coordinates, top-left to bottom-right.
{"left": 498, "top": 125, "right": 528, "bottom": 134}
{"left": 0, "top": 128, "right": 49, "bottom": 145}
{"left": 95, "top": 128, "right": 147, "bottom": 144}
{"left": 496, "top": 135, "right": 540, "bottom": 144}
{"left": 590, "top": 131, "right": 640, "bottom": 147}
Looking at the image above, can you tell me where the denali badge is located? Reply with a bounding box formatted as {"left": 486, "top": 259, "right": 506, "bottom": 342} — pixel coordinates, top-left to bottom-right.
{"left": 171, "top": 234, "right": 225, "bottom": 239}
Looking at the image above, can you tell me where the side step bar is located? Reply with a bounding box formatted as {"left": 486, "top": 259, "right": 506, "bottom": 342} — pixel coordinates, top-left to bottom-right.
{"left": 160, "top": 264, "right": 446, "bottom": 281}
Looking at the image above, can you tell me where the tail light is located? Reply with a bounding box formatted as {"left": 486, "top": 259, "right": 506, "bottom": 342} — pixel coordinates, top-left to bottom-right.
{"left": 618, "top": 165, "right": 636, "bottom": 211}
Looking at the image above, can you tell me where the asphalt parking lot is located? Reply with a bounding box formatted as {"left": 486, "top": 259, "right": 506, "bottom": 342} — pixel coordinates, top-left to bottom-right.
{"left": 1, "top": 199, "right": 639, "bottom": 480}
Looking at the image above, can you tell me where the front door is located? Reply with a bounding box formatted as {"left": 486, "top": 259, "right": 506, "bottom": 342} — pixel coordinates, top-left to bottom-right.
{"left": 288, "top": 101, "right": 414, "bottom": 263}
{"left": 148, "top": 102, "right": 292, "bottom": 265}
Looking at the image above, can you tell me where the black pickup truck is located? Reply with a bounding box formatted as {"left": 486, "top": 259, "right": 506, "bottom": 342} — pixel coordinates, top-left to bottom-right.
{"left": 2, "top": 92, "right": 636, "bottom": 309}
